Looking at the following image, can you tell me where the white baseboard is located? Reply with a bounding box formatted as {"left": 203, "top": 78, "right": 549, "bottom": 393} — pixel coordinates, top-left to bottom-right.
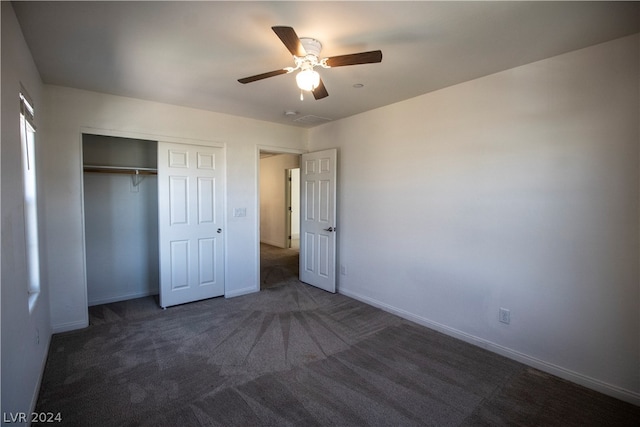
{"left": 338, "top": 287, "right": 640, "bottom": 406}
{"left": 52, "top": 319, "right": 89, "bottom": 334}
{"left": 88, "top": 290, "right": 157, "bottom": 307}
{"left": 30, "top": 334, "right": 52, "bottom": 420}
{"left": 225, "top": 285, "right": 258, "bottom": 299}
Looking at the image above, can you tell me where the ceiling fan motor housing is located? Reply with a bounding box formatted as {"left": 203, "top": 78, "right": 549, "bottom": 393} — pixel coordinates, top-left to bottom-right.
{"left": 300, "top": 38, "right": 322, "bottom": 59}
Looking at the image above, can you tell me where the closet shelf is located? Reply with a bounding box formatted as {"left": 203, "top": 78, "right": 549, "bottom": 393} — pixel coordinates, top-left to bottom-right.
{"left": 83, "top": 165, "right": 157, "bottom": 175}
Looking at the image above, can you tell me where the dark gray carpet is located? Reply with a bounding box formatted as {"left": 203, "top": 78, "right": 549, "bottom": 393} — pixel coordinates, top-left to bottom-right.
{"left": 34, "top": 245, "right": 639, "bottom": 426}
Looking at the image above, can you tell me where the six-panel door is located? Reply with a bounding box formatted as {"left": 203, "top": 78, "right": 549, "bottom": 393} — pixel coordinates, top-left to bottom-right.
{"left": 158, "top": 142, "right": 225, "bottom": 307}
{"left": 299, "top": 148, "right": 337, "bottom": 293}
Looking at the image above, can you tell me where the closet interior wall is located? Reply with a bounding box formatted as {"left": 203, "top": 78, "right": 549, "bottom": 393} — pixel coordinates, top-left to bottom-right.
{"left": 82, "top": 134, "right": 159, "bottom": 306}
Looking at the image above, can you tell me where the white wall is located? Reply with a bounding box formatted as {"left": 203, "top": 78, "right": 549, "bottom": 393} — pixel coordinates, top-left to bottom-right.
{"left": 260, "top": 154, "right": 301, "bottom": 247}
{"left": 1, "top": 2, "right": 52, "bottom": 421}
{"left": 41, "top": 86, "right": 307, "bottom": 332}
{"left": 309, "top": 35, "right": 640, "bottom": 403}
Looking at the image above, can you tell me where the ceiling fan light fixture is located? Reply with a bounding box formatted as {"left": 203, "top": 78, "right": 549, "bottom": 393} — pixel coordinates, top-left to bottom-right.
{"left": 238, "top": 26, "right": 382, "bottom": 102}
{"left": 296, "top": 68, "right": 320, "bottom": 92}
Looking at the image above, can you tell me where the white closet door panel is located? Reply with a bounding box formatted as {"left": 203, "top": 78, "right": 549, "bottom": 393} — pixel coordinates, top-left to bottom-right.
{"left": 198, "top": 237, "right": 217, "bottom": 285}
{"left": 169, "top": 176, "right": 189, "bottom": 225}
{"left": 198, "top": 177, "right": 215, "bottom": 224}
{"left": 170, "top": 240, "right": 189, "bottom": 290}
{"left": 159, "top": 142, "right": 225, "bottom": 307}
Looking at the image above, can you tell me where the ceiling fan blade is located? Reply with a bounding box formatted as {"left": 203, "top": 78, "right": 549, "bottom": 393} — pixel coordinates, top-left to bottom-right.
{"left": 312, "top": 78, "right": 329, "bottom": 100}
{"left": 325, "top": 50, "right": 383, "bottom": 67}
{"left": 238, "top": 69, "right": 289, "bottom": 84}
{"left": 272, "top": 26, "right": 306, "bottom": 57}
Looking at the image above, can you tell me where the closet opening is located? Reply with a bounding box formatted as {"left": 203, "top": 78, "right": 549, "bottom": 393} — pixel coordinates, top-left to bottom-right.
{"left": 82, "top": 134, "right": 159, "bottom": 306}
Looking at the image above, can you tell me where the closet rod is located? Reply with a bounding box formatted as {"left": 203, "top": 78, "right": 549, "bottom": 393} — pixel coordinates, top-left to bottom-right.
{"left": 83, "top": 165, "right": 157, "bottom": 175}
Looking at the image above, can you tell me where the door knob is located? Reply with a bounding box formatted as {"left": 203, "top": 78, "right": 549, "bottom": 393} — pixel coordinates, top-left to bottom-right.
{"left": 324, "top": 226, "right": 335, "bottom": 232}
{"left": 217, "top": 228, "right": 222, "bottom": 233}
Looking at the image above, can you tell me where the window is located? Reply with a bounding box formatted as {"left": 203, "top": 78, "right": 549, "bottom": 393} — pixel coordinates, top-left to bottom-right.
{"left": 20, "top": 89, "right": 40, "bottom": 311}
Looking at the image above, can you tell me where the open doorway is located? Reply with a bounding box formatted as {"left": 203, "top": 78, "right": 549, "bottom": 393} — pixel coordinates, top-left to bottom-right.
{"left": 259, "top": 152, "right": 300, "bottom": 289}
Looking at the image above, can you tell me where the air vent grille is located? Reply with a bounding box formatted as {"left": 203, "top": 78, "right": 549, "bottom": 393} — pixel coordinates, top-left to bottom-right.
{"left": 293, "top": 115, "right": 332, "bottom": 125}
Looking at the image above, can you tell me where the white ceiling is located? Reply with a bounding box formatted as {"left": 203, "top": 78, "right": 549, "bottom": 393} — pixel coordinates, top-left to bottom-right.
{"left": 12, "top": 1, "right": 640, "bottom": 128}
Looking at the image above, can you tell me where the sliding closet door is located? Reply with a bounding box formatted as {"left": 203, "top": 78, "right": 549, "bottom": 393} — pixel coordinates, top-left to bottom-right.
{"left": 158, "top": 142, "right": 225, "bottom": 308}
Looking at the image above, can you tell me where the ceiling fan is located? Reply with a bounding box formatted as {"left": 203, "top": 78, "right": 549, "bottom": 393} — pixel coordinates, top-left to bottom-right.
{"left": 238, "top": 26, "right": 383, "bottom": 100}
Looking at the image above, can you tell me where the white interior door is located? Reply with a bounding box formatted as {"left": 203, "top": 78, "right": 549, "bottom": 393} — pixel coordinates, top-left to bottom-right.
{"left": 299, "top": 148, "right": 337, "bottom": 293}
{"left": 158, "top": 142, "right": 225, "bottom": 308}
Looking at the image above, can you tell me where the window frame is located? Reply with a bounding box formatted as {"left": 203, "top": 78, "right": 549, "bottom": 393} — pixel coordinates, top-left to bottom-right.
{"left": 19, "top": 88, "right": 41, "bottom": 311}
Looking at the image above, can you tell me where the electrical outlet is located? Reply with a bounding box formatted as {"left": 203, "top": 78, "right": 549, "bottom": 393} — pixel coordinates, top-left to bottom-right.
{"left": 499, "top": 308, "right": 511, "bottom": 324}
{"left": 340, "top": 264, "right": 347, "bottom": 275}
